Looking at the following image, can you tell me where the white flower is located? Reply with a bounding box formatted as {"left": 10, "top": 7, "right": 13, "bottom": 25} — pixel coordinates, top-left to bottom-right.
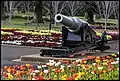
{"left": 67, "top": 65, "right": 71, "bottom": 67}
{"left": 37, "top": 65, "right": 41, "bottom": 69}
{"left": 116, "top": 61, "right": 119, "bottom": 64}
{"left": 42, "top": 65, "right": 47, "bottom": 68}
{"left": 111, "top": 61, "right": 115, "bottom": 64}
{"left": 49, "top": 60, "right": 55, "bottom": 63}
{"left": 7, "top": 73, "right": 10, "bottom": 75}
{"left": 2, "top": 41, "right": 5, "bottom": 44}
{"left": 6, "top": 41, "right": 10, "bottom": 44}
{"left": 32, "top": 78, "right": 36, "bottom": 80}
{"left": 76, "top": 59, "right": 81, "bottom": 63}
{"left": 56, "top": 42, "right": 62, "bottom": 45}
{"left": 30, "top": 72, "right": 33, "bottom": 75}
{"left": 16, "top": 42, "right": 21, "bottom": 45}
{"left": 33, "top": 73, "right": 36, "bottom": 76}
{"left": 77, "top": 64, "right": 81, "bottom": 66}
{"left": 55, "top": 62, "right": 61, "bottom": 67}
{"left": 46, "top": 61, "right": 55, "bottom": 66}
{"left": 44, "top": 69, "right": 49, "bottom": 74}
{"left": 57, "top": 61, "right": 61, "bottom": 64}
{"left": 60, "top": 65, "right": 65, "bottom": 69}
{"left": 117, "top": 52, "right": 119, "bottom": 54}
{"left": 92, "top": 63, "right": 96, "bottom": 66}
{"left": 111, "top": 61, "right": 119, "bottom": 65}
{"left": 33, "top": 70, "right": 40, "bottom": 73}
{"left": 116, "top": 58, "right": 119, "bottom": 61}
{"left": 50, "top": 62, "right": 55, "bottom": 66}
{"left": 46, "top": 63, "right": 50, "bottom": 66}
{"left": 55, "top": 63, "right": 59, "bottom": 67}
{"left": 98, "top": 67, "right": 103, "bottom": 70}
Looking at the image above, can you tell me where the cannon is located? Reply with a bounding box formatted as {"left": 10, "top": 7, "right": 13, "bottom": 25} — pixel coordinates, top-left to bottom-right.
{"left": 40, "top": 14, "right": 110, "bottom": 57}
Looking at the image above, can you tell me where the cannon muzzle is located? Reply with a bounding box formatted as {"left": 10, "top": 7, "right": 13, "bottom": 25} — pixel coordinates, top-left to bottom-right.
{"left": 55, "top": 14, "right": 90, "bottom": 33}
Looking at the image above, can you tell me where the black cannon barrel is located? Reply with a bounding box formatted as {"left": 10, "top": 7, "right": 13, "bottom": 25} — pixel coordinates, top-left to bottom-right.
{"left": 55, "top": 14, "right": 90, "bottom": 33}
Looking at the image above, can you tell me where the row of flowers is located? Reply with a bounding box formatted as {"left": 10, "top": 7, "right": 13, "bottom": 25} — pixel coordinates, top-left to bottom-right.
{"left": 1, "top": 52, "right": 119, "bottom": 80}
{"left": 1, "top": 29, "right": 62, "bottom": 47}
{"left": 91, "top": 25, "right": 118, "bottom": 30}
{"left": 1, "top": 28, "right": 119, "bottom": 47}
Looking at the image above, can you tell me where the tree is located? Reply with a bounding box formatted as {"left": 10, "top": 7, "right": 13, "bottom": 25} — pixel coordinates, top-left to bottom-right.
{"left": 44, "top": 1, "right": 67, "bottom": 27}
{"left": 84, "top": 1, "right": 98, "bottom": 24}
{"left": 7, "top": 1, "right": 13, "bottom": 22}
{"left": 113, "top": 1, "right": 119, "bottom": 26}
{"left": 34, "top": 1, "right": 44, "bottom": 29}
{"left": 63, "top": 1, "right": 85, "bottom": 16}
{"left": 51, "top": 1, "right": 67, "bottom": 27}
{"left": 94, "top": 1, "right": 114, "bottom": 31}
{"left": 1, "top": 1, "right": 4, "bottom": 20}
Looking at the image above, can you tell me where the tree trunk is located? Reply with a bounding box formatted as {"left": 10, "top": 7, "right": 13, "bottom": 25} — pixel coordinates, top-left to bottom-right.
{"left": 105, "top": 15, "right": 107, "bottom": 31}
{"left": 35, "top": 1, "right": 44, "bottom": 24}
{"left": 86, "top": 10, "right": 94, "bottom": 24}
{"left": 8, "top": 1, "right": 12, "bottom": 22}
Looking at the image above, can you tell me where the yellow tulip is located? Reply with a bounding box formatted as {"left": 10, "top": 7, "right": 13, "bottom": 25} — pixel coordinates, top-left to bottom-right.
{"left": 61, "top": 78, "right": 66, "bottom": 80}
{"left": 52, "top": 69, "right": 56, "bottom": 72}
{"left": 116, "top": 68, "right": 119, "bottom": 71}
{"left": 103, "top": 70, "right": 106, "bottom": 73}
{"left": 98, "top": 66, "right": 103, "bottom": 70}
{"left": 61, "top": 69, "right": 65, "bottom": 72}
{"left": 7, "top": 73, "right": 13, "bottom": 80}
{"left": 26, "top": 64, "right": 30, "bottom": 68}
{"left": 78, "top": 72, "right": 85, "bottom": 77}
{"left": 83, "top": 60, "right": 87, "bottom": 64}
{"left": 95, "top": 59, "right": 100, "bottom": 63}
{"left": 7, "top": 68, "right": 12, "bottom": 73}
{"left": 81, "top": 64, "right": 85, "bottom": 67}
{"left": 61, "top": 74, "right": 67, "bottom": 79}
{"left": 112, "top": 54, "right": 117, "bottom": 57}
{"left": 103, "top": 62, "right": 108, "bottom": 65}
{"left": 103, "top": 59, "right": 108, "bottom": 62}
{"left": 96, "top": 56, "right": 100, "bottom": 59}
{"left": 75, "top": 76, "right": 79, "bottom": 80}
{"left": 40, "top": 71, "right": 43, "bottom": 76}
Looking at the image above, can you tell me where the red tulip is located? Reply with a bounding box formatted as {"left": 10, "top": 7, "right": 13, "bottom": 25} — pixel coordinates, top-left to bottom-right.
{"left": 72, "top": 73, "right": 78, "bottom": 78}
{"left": 5, "top": 74, "right": 8, "bottom": 78}
{"left": 3, "top": 72, "right": 8, "bottom": 78}
{"left": 20, "top": 65, "right": 25, "bottom": 68}
{"left": 9, "top": 66, "right": 13, "bottom": 69}
{"left": 91, "top": 70, "right": 96, "bottom": 74}
{"left": 71, "top": 68, "right": 75, "bottom": 73}
{"left": 37, "top": 76, "right": 44, "bottom": 80}
{"left": 55, "top": 68, "right": 61, "bottom": 73}
{"left": 4, "top": 66, "right": 8, "bottom": 70}
{"left": 30, "top": 65, "right": 34, "bottom": 68}
{"left": 12, "top": 70, "right": 16, "bottom": 74}
{"left": 99, "top": 70, "right": 103, "bottom": 74}
{"left": 3, "top": 72, "right": 7, "bottom": 75}
{"left": 17, "top": 78, "right": 22, "bottom": 80}
{"left": 67, "top": 77, "right": 74, "bottom": 80}
{"left": 74, "top": 61, "right": 78, "bottom": 65}
{"left": 85, "top": 65, "right": 89, "bottom": 70}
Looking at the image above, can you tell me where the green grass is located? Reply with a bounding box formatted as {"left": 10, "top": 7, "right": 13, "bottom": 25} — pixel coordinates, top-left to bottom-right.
{"left": 1, "top": 13, "right": 118, "bottom": 31}
{"left": 1, "top": 19, "right": 62, "bottom": 31}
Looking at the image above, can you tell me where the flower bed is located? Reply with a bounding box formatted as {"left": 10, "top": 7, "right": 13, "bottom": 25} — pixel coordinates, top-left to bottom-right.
{"left": 91, "top": 25, "right": 118, "bottom": 30}
{"left": 1, "top": 28, "right": 118, "bottom": 47}
{"left": 1, "top": 53, "right": 119, "bottom": 80}
{"left": 1, "top": 29, "right": 62, "bottom": 47}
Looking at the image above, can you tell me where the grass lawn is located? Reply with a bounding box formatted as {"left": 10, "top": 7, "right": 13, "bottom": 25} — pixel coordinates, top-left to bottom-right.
{"left": 1, "top": 19, "right": 62, "bottom": 31}
{"left": 1, "top": 13, "right": 118, "bottom": 31}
